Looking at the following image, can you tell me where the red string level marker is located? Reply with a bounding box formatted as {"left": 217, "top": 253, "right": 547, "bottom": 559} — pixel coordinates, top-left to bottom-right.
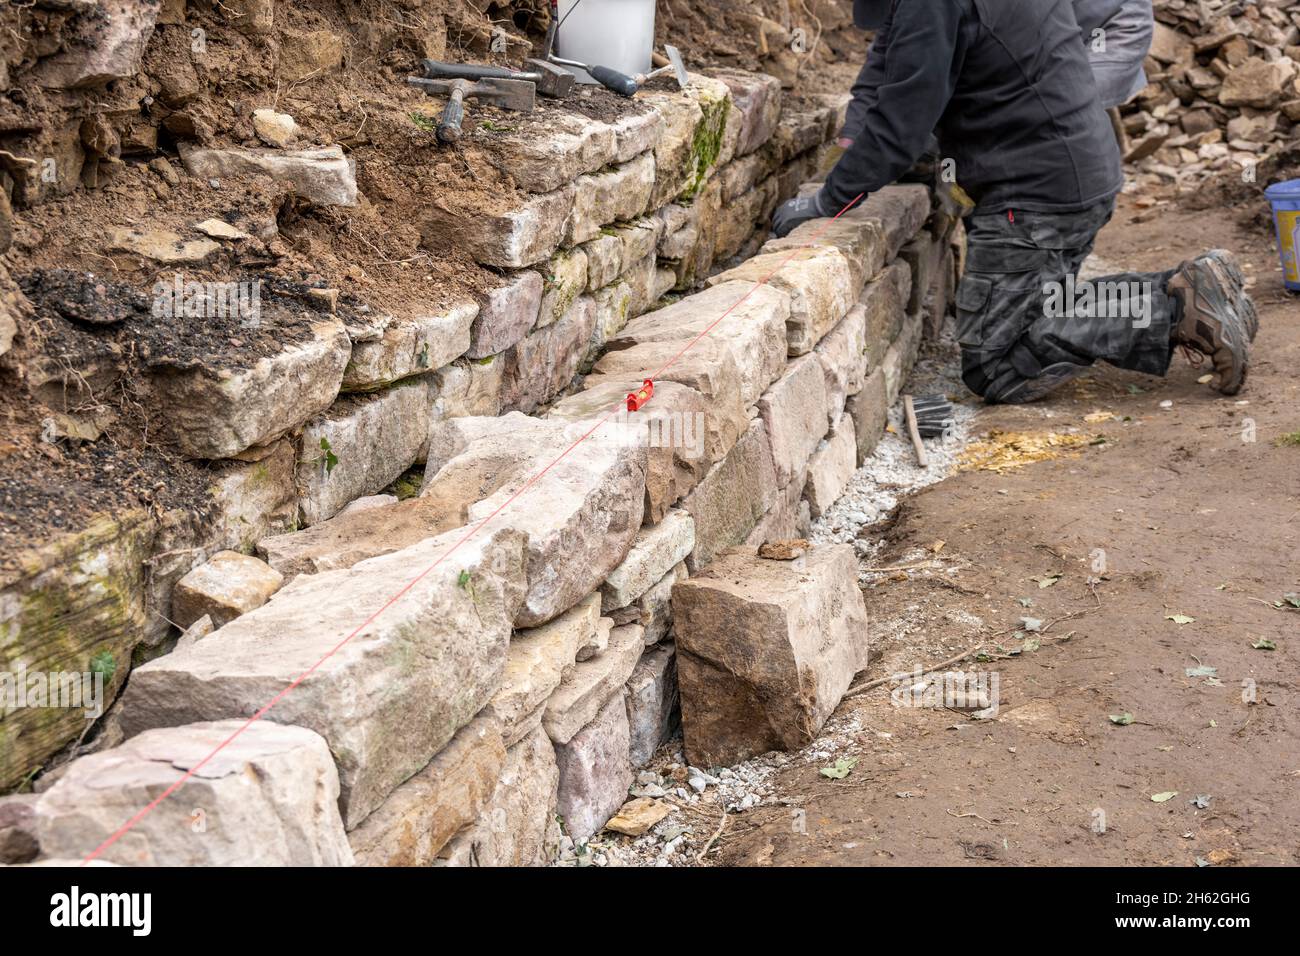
{"left": 626, "top": 379, "right": 654, "bottom": 412}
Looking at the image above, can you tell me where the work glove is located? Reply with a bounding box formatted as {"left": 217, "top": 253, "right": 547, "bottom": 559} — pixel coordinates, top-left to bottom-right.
{"left": 771, "top": 189, "right": 833, "bottom": 238}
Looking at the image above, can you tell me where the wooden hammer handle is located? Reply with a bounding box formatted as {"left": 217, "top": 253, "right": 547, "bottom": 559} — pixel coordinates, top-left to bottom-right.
{"left": 903, "top": 394, "right": 929, "bottom": 468}
{"left": 438, "top": 84, "right": 466, "bottom": 144}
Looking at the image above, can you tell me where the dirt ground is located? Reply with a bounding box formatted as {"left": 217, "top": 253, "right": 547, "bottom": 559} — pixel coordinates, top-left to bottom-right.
{"left": 715, "top": 195, "right": 1300, "bottom": 867}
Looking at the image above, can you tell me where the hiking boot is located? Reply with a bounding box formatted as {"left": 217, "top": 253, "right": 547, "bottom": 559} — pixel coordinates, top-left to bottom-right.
{"left": 1168, "top": 254, "right": 1250, "bottom": 395}
{"left": 1201, "top": 249, "right": 1258, "bottom": 341}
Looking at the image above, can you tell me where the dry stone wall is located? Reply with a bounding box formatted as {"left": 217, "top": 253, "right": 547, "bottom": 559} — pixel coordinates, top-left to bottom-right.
{"left": 4, "top": 61, "right": 963, "bottom": 864}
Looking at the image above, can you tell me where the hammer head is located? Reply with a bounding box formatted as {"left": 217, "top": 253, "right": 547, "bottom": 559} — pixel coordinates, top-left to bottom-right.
{"left": 462, "top": 76, "right": 536, "bottom": 112}
{"left": 524, "top": 58, "right": 575, "bottom": 97}
{"left": 409, "top": 76, "right": 536, "bottom": 113}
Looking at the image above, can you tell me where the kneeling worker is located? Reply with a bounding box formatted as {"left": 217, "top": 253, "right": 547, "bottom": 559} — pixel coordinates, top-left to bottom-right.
{"left": 772, "top": 0, "right": 1256, "bottom": 403}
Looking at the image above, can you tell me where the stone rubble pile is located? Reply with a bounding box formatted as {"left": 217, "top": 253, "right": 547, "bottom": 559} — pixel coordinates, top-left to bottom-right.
{"left": 1123, "top": 0, "right": 1300, "bottom": 188}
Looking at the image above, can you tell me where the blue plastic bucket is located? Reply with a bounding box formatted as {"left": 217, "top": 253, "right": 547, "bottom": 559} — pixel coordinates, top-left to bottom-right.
{"left": 1264, "top": 178, "right": 1300, "bottom": 292}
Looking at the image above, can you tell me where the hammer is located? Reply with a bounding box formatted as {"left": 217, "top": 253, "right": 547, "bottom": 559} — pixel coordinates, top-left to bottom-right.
{"left": 407, "top": 76, "right": 535, "bottom": 144}
{"left": 419, "top": 58, "right": 575, "bottom": 98}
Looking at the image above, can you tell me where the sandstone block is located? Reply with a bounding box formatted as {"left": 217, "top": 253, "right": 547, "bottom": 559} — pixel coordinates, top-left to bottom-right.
{"left": 297, "top": 376, "right": 435, "bottom": 526}
{"left": 467, "top": 271, "right": 542, "bottom": 359}
{"left": 348, "top": 713, "right": 505, "bottom": 866}
{"left": 681, "top": 418, "right": 779, "bottom": 571}
{"left": 179, "top": 144, "right": 358, "bottom": 206}
{"left": 544, "top": 624, "right": 645, "bottom": 745}
{"left": 171, "top": 550, "right": 284, "bottom": 629}
{"left": 537, "top": 248, "right": 589, "bottom": 328}
{"left": 709, "top": 246, "right": 855, "bottom": 355}
{"left": 610, "top": 110, "right": 666, "bottom": 163}
{"left": 420, "top": 414, "right": 646, "bottom": 627}
{"left": 0, "top": 513, "right": 153, "bottom": 791}
{"left": 630, "top": 561, "right": 688, "bottom": 645}
{"left": 206, "top": 439, "right": 298, "bottom": 552}
{"left": 762, "top": 215, "right": 888, "bottom": 292}
{"left": 424, "top": 185, "right": 576, "bottom": 268}
{"left": 431, "top": 357, "right": 505, "bottom": 419}
{"left": 564, "top": 153, "right": 656, "bottom": 245}
{"left": 757, "top": 354, "right": 830, "bottom": 488}
{"left": 772, "top": 106, "right": 830, "bottom": 162}
{"left": 499, "top": 294, "right": 596, "bottom": 412}
{"left": 436, "top": 725, "right": 561, "bottom": 867}
{"left": 480, "top": 113, "right": 618, "bottom": 192}
{"left": 843, "top": 184, "right": 930, "bottom": 261}
{"left": 862, "top": 261, "right": 911, "bottom": 368}
{"left": 714, "top": 70, "right": 783, "bottom": 156}
{"left": 582, "top": 233, "right": 624, "bottom": 291}
{"left": 747, "top": 470, "right": 811, "bottom": 546}
{"left": 554, "top": 694, "right": 633, "bottom": 843}
{"left": 257, "top": 494, "right": 461, "bottom": 580}
{"left": 815, "top": 302, "right": 869, "bottom": 426}
{"left": 624, "top": 642, "right": 679, "bottom": 768}
{"left": 546, "top": 378, "right": 712, "bottom": 524}
{"left": 601, "top": 510, "right": 695, "bottom": 612}
{"left": 149, "top": 317, "right": 350, "bottom": 460}
{"left": 490, "top": 595, "right": 601, "bottom": 746}
{"left": 611, "top": 219, "right": 662, "bottom": 274}
{"left": 671, "top": 545, "right": 869, "bottom": 765}
{"left": 609, "top": 281, "right": 789, "bottom": 408}
{"left": 882, "top": 310, "right": 924, "bottom": 404}
{"left": 803, "top": 413, "right": 857, "bottom": 518}
{"left": 848, "top": 365, "right": 889, "bottom": 466}
{"left": 643, "top": 76, "right": 732, "bottom": 205}
{"left": 34, "top": 721, "right": 352, "bottom": 865}
{"left": 596, "top": 340, "right": 747, "bottom": 453}
{"left": 343, "top": 302, "right": 476, "bottom": 391}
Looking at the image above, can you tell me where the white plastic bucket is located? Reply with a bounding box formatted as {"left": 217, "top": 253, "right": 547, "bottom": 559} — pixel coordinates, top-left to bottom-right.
{"left": 555, "top": 0, "right": 655, "bottom": 83}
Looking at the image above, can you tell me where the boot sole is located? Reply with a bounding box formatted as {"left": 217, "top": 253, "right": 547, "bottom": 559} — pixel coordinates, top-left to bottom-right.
{"left": 1204, "top": 249, "right": 1258, "bottom": 342}
{"left": 1176, "top": 258, "right": 1250, "bottom": 395}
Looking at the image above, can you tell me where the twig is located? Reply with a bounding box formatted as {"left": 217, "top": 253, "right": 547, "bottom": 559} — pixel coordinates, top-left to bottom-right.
{"left": 844, "top": 643, "right": 987, "bottom": 698}
{"left": 946, "top": 808, "right": 1001, "bottom": 825}
{"left": 1246, "top": 598, "right": 1298, "bottom": 612}
{"left": 695, "top": 808, "right": 729, "bottom": 864}
{"left": 861, "top": 560, "right": 942, "bottom": 573}
{"left": 846, "top": 618, "right": 1087, "bottom": 698}
{"left": 84, "top": 251, "right": 120, "bottom": 272}
{"left": 1039, "top": 607, "right": 1097, "bottom": 633}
